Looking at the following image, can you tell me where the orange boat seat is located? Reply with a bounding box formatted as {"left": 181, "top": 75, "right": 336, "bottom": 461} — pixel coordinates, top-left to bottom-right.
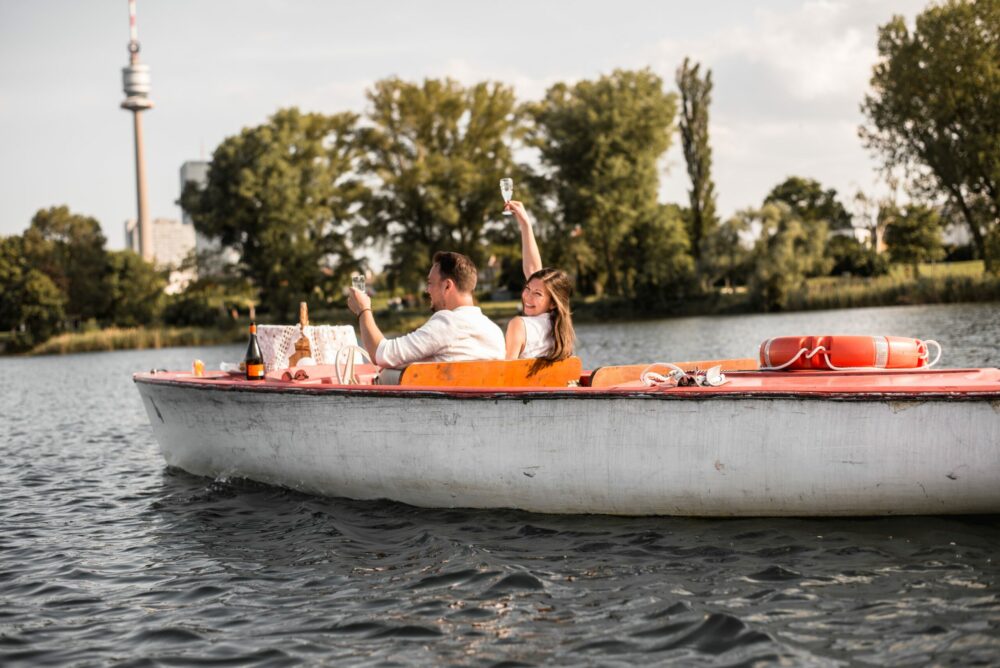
{"left": 392, "top": 356, "right": 584, "bottom": 388}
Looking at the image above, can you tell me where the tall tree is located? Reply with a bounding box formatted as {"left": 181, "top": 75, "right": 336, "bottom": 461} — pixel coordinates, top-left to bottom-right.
{"left": 622, "top": 204, "right": 694, "bottom": 304}
{"left": 358, "top": 77, "right": 523, "bottom": 291}
{"left": 861, "top": 0, "right": 1000, "bottom": 272}
{"left": 0, "top": 235, "right": 65, "bottom": 349}
{"left": 676, "top": 58, "right": 718, "bottom": 262}
{"left": 530, "top": 69, "right": 680, "bottom": 296}
{"left": 826, "top": 234, "right": 887, "bottom": 277}
{"left": 102, "top": 250, "right": 167, "bottom": 326}
{"left": 182, "top": 108, "right": 365, "bottom": 319}
{"left": 701, "top": 214, "right": 752, "bottom": 289}
{"left": 851, "top": 190, "right": 888, "bottom": 252}
{"left": 882, "top": 204, "right": 945, "bottom": 278}
{"left": 749, "top": 203, "right": 830, "bottom": 311}
{"left": 765, "top": 177, "right": 854, "bottom": 231}
{"left": 765, "top": 177, "right": 855, "bottom": 277}
{"left": 22, "top": 206, "right": 109, "bottom": 322}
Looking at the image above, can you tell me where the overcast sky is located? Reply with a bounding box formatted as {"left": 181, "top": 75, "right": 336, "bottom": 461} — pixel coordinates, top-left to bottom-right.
{"left": 0, "top": 0, "right": 928, "bottom": 249}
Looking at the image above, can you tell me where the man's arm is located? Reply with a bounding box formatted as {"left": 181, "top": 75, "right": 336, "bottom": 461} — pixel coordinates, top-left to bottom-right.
{"left": 347, "top": 287, "right": 451, "bottom": 367}
{"left": 347, "top": 288, "right": 383, "bottom": 361}
{"left": 357, "top": 310, "right": 384, "bottom": 362}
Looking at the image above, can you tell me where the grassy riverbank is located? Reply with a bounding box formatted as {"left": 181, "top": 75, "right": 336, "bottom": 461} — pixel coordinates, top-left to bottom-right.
{"left": 570, "top": 261, "right": 1000, "bottom": 321}
{"left": 28, "top": 326, "right": 245, "bottom": 356}
{"left": 15, "top": 261, "right": 998, "bottom": 355}
{"left": 788, "top": 264, "right": 1000, "bottom": 312}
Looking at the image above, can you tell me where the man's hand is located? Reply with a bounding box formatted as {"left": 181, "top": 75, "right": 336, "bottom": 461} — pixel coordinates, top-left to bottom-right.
{"left": 347, "top": 287, "right": 372, "bottom": 315}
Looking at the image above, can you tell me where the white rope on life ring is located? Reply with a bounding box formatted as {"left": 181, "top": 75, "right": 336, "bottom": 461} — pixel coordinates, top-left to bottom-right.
{"left": 759, "top": 339, "right": 943, "bottom": 372}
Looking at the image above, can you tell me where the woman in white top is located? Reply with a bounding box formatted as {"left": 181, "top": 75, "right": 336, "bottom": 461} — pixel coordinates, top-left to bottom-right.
{"left": 503, "top": 201, "right": 575, "bottom": 362}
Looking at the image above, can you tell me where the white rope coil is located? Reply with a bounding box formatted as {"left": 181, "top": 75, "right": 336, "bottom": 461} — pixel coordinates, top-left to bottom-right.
{"left": 640, "top": 362, "right": 687, "bottom": 387}
{"left": 639, "top": 363, "right": 728, "bottom": 388}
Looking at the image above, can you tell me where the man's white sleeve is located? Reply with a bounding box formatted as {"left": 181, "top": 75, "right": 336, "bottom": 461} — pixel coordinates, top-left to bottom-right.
{"left": 375, "top": 315, "right": 448, "bottom": 368}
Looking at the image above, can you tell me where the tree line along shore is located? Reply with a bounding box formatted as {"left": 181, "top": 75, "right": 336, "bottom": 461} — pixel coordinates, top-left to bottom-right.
{"left": 13, "top": 261, "right": 998, "bottom": 356}
{"left": 2, "top": 1, "right": 997, "bottom": 355}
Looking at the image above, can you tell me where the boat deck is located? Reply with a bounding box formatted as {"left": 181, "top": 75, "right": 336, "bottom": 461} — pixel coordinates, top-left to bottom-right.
{"left": 134, "top": 367, "right": 1000, "bottom": 400}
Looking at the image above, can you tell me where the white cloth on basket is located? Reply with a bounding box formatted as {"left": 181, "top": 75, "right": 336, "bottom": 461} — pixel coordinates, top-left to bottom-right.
{"left": 256, "top": 325, "right": 359, "bottom": 371}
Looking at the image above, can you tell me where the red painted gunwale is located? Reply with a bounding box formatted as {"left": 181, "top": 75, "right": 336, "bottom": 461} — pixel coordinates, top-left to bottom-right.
{"left": 133, "top": 367, "right": 1000, "bottom": 400}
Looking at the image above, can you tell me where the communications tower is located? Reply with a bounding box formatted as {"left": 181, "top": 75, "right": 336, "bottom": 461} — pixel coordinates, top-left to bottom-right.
{"left": 121, "top": 0, "right": 154, "bottom": 262}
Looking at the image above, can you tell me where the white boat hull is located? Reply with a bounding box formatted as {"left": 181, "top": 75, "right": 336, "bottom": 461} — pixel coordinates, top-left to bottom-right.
{"left": 135, "top": 380, "right": 1000, "bottom": 516}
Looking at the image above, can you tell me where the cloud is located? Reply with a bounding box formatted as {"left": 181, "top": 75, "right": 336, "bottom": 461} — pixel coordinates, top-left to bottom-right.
{"left": 647, "top": 0, "right": 925, "bottom": 116}
{"left": 294, "top": 79, "right": 371, "bottom": 116}
{"left": 735, "top": 2, "right": 874, "bottom": 101}
{"left": 439, "top": 59, "right": 562, "bottom": 102}
{"left": 644, "top": 0, "right": 928, "bottom": 214}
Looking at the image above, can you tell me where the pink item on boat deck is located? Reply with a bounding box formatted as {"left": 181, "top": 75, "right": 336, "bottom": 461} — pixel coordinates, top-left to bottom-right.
{"left": 280, "top": 368, "right": 310, "bottom": 381}
{"left": 272, "top": 364, "right": 381, "bottom": 385}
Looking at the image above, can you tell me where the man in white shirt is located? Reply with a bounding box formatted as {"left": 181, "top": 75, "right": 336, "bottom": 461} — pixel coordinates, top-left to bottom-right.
{"left": 347, "top": 251, "right": 505, "bottom": 368}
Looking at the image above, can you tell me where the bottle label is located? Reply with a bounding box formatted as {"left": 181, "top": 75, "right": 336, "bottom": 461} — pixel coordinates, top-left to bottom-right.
{"left": 246, "top": 363, "right": 265, "bottom": 379}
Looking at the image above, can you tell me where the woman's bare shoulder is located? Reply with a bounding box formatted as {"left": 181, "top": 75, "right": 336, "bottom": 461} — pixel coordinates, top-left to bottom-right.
{"left": 505, "top": 315, "right": 525, "bottom": 334}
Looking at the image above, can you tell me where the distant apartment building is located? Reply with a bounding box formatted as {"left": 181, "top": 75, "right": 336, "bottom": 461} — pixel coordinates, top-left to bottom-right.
{"left": 830, "top": 226, "right": 875, "bottom": 247}
{"left": 125, "top": 217, "right": 195, "bottom": 267}
{"left": 180, "top": 160, "right": 214, "bottom": 258}
{"left": 180, "top": 160, "right": 239, "bottom": 268}
{"left": 179, "top": 160, "right": 209, "bottom": 227}
{"left": 181, "top": 160, "right": 218, "bottom": 256}
{"left": 943, "top": 222, "right": 971, "bottom": 247}
{"left": 124, "top": 217, "right": 196, "bottom": 293}
{"left": 118, "top": 160, "right": 241, "bottom": 295}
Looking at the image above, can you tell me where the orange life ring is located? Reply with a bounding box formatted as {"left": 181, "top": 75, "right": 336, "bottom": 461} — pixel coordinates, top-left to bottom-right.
{"left": 759, "top": 335, "right": 931, "bottom": 371}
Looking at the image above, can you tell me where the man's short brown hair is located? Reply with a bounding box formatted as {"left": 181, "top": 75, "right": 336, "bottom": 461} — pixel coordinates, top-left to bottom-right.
{"left": 432, "top": 251, "right": 478, "bottom": 293}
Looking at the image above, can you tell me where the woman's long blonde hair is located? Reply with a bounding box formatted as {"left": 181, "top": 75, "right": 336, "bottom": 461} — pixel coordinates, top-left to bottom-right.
{"left": 528, "top": 267, "right": 575, "bottom": 362}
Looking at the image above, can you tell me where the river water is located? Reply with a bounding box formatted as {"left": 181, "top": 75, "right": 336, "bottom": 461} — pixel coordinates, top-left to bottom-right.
{"left": 2, "top": 303, "right": 998, "bottom": 666}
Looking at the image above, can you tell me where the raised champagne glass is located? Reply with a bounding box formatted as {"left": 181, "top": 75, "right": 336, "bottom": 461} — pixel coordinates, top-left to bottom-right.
{"left": 500, "top": 178, "right": 514, "bottom": 216}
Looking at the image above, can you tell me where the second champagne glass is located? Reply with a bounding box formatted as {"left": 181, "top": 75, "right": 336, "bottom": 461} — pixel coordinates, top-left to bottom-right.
{"left": 500, "top": 178, "right": 514, "bottom": 216}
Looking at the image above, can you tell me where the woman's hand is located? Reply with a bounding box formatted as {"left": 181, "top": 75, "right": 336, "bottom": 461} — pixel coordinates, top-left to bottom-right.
{"left": 504, "top": 200, "right": 530, "bottom": 227}
{"left": 347, "top": 287, "right": 371, "bottom": 316}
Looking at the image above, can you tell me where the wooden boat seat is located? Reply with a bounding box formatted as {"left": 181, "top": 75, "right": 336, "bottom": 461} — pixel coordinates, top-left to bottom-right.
{"left": 393, "top": 356, "right": 583, "bottom": 388}
{"left": 588, "top": 358, "right": 758, "bottom": 388}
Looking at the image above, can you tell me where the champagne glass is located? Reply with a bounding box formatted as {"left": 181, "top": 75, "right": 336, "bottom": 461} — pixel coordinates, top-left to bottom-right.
{"left": 499, "top": 178, "right": 514, "bottom": 216}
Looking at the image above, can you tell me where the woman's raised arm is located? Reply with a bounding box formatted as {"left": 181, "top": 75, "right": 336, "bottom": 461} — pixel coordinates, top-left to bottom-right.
{"left": 505, "top": 200, "right": 542, "bottom": 279}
